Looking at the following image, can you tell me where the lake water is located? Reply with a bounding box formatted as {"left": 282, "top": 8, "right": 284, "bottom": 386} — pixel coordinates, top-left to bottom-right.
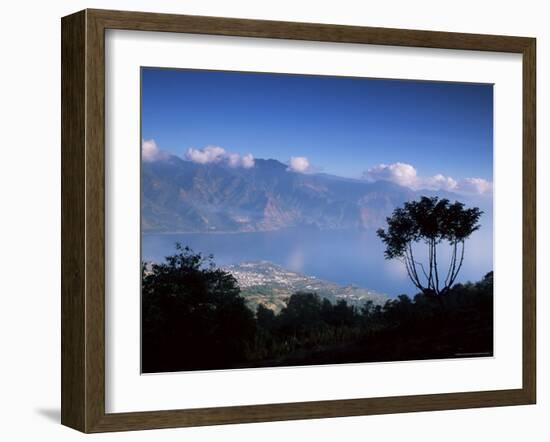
{"left": 142, "top": 227, "right": 493, "bottom": 297}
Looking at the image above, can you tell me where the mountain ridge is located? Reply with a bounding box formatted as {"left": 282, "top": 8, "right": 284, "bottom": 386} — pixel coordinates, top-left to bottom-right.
{"left": 142, "top": 155, "right": 486, "bottom": 234}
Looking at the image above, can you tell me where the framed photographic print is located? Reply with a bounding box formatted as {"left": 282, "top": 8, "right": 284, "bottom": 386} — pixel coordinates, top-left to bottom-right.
{"left": 61, "top": 9, "right": 536, "bottom": 433}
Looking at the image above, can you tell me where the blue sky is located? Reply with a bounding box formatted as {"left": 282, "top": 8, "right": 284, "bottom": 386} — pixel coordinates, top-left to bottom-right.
{"left": 141, "top": 67, "right": 493, "bottom": 188}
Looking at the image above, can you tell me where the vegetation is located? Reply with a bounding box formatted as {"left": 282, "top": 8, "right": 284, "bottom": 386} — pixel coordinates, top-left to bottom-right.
{"left": 142, "top": 244, "right": 256, "bottom": 373}
{"left": 377, "top": 196, "right": 483, "bottom": 295}
{"left": 142, "top": 242, "right": 493, "bottom": 373}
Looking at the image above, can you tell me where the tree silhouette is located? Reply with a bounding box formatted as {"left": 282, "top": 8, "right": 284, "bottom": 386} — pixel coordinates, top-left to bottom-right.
{"left": 278, "top": 292, "right": 324, "bottom": 338}
{"left": 141, "top": 241, "right": 493, "bottom": 371}
{"left": 141, "top": 243, "right": 256, "bottom": 372}
{"left": 377, "top": 196, "right": 482, "bottom": 295}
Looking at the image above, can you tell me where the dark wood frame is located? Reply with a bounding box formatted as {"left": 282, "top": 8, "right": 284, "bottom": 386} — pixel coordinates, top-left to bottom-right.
{"left": 61, "top": 8, "right": 536, "bottom": 433}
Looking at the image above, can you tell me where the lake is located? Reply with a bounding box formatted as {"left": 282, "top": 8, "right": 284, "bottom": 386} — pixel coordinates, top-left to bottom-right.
{"left": 142, "top": 227, "right": 493, "bottom": 297}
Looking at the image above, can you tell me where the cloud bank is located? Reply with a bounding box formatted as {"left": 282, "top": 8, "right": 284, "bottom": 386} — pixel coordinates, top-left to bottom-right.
{"left": 288, "top": 156, "right": 311, "bottom": 173}
{"left": 142, "top": 139, "right": 169, "bottom": 162}
{"left": 185, "top": 145, "right": 226, "bottom": 164}
{"left": 142, "top": 140, "right": 255, "bottom": 169}
{"left": 185, "top": 145, "right": 255, "bottom": 168}
{"left": 459, "top": 177, "right": 493, "bottom": 195}
{"left": 363, "top": 162, "right": 492, "bottom": 195}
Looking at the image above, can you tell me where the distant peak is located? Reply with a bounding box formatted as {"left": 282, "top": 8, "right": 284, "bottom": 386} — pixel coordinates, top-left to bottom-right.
{"left": 254, "top": 158, "right": 287, "bottom": 169}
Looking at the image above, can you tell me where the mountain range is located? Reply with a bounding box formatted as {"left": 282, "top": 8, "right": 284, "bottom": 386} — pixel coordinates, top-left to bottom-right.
{"left": 142, "top": 155, "right": 486, "bottom": 233}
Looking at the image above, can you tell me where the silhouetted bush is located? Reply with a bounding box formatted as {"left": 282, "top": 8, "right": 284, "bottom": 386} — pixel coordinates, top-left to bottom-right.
{"left": 142, "top": 244, "right": 493, "bottom": 372}
{"left": 142, "top": 244, "right": 256, "bottom": 372}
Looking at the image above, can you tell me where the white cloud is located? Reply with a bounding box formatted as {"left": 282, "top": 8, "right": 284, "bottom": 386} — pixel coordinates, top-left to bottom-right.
{"left": 363, "top": 162, "right": 491, "bottom": 195}
{"left": 458, "top": 177, "right": 493, "bottom": 195}
{"left": 288, "top": 156, "right": 311, "bottom": 173}
{"left": 226, "top": 152, "right": 241, "bottom": 167}
{"left": 364, "top": 162, "right": 419, "bottom": 188}
{"left": 185, "top": 145, "right": 226, "bottom": 164}
{"left": 185, "top": 145, "right": 255, "bottom": 168}
{"left": 423, "top": 174, "right": 458, "bottom": 192}
{"left": 241, "top": 154, "right": 255, "bottom": 169}
{"left": 142, "top": 139, "right": 169, "bottom": 162}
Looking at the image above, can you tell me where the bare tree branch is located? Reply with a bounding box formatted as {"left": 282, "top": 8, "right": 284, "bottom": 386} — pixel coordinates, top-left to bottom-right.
{"left": 444, "top": 241, "right": 457, "bottom": 287}
{"left": 433, "top": 239, "right": 440, "bottom": 294}
{"left": 406, "top": 245, "right": 424, "bottom": 290}
{"left": 401, "top": 254, "right": 423, "bottom": 291}
{"left": 448, "top": 241, "right": 465, "bottom": 288}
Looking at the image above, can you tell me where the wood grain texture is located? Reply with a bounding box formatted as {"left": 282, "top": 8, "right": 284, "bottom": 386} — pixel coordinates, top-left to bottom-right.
{"left": 89, "top": 8, "right": 532, "bottom": 52}
{"left": 91, "top": 389, "right": 530, "bottom": 433}
{"left": 84, "top": 10, "right": 107, "bottom": 432}
{"left": 61, "top": 8, "right": 537, "bottom": 433}
{"left": 61, "top": 10, "right": 86, "bottom": 432}
{"left": 522, "top": 38, "right": 537, "bottom": 404}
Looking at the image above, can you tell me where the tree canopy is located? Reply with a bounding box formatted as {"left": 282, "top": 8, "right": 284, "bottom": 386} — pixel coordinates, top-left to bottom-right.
{"left": 377, "top": 196, "right": 482, "bottom": 295}
{"left": 141, "top": 243, "right": 256, "bottom": 372}
{"left": 142, "top": 241, "right": 492, "bottom": 372}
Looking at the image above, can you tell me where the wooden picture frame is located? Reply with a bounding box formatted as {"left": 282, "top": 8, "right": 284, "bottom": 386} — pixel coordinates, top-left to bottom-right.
{"left": 61, "top": 8, "right": 536, "bottom": 433}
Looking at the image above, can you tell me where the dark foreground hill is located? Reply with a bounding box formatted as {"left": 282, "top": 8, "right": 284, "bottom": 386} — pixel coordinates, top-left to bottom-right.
{"left": 141, "top": 245, "right": 493, "bottom": 373}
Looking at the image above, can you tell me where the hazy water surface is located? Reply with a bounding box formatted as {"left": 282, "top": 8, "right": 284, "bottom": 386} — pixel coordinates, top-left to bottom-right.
{"left": 142, "top": 227, "right": 492, "bottom": 297}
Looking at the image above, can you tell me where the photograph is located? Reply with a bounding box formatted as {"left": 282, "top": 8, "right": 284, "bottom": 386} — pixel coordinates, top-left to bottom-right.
{"left": 140, "top": 67, "right": 494, "bottom": 374}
